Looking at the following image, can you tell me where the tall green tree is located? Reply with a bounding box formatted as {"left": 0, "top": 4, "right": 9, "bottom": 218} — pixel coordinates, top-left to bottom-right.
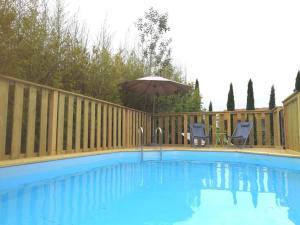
{"left": 295, "top": 71, "right": 300, "bottom": 92}
{"left": 246, "top": 79, "right": 255, "bottom": 110}
{"left": 209, "top": 101, "right": 213, "bottom": 112}
{"left": 227, "top": 83, "right": 235, "bottom": 111}
{"left": 269, "top": 85, "right": 276, "bottom": 145}
{"left": 136, "top": 7, "right": 171, "bottom": 75}
{"left": 208, "top": 101, "right": 213, "bottom": 142}
{"left": 195, "top": 79, "right": 199, "bottom": 90}
{"left": 269, "top": 85, "right": 276, "bottom": 109}
{"left": 189, "top": 78, "right": 201, "bottom": 111}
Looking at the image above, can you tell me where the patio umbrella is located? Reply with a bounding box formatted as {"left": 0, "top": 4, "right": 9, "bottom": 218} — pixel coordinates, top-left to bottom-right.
{"left": 121, "top": 75, "right": 191, "bottom": 114}
{"left": 121, "top": 75, "right": 191, "bottom": 143}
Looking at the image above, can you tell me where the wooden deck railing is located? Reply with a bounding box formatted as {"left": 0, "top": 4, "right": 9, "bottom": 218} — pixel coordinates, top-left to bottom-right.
{"left": 152, "top": 108, "right": 283, "bottom": 147}
{"left": 0, "top": 75, "right": 289, "bottom": 161}
{"left": 0, "top": 75, "right": 151, "bottom": 160}
{"left": 283, "top": 92, "right": 300, "bottom": 150}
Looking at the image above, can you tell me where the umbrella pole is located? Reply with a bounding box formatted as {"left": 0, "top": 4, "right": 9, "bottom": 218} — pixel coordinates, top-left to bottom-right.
{"left": 152, "top": 95, "right": 155, "bottom": 144}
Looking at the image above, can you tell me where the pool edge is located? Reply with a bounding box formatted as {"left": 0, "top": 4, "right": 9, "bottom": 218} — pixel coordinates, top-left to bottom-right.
{"left": 0, "top": 146, "right": 300, "bottom": 168}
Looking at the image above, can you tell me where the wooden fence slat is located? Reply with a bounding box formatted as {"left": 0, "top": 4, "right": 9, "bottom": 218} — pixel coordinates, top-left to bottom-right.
{"left": 137, "top": 112, "right": 141, "bottom": 146}
{"left": 159, "top": 116, "right": 163, "bottom": 145}
{"left": 225, "top": 113, "right": 231, "bottom": 137}
{"left": 125, "top": 110, "right": 128, "bottom": 147}
{"left": 108, "top": 105, "right": 112, "bottom": 148}
{"left": 197, "top": 114, "right": 202, "bottom": 123}
{"left": 256, "top": 113, "right": 263, "bottom": 146}
{"left": 26, "top": 87, "right": 37, "bottom": 157}
{"left": 297, "top": 95, "right": 300, "bottom": 148}
{"left": 165, "top": 116, "right": 169, "bottom": 145}
{"left": 135, "top": 112, "right": 142, "bottom": 146}
{"left": 248, "top": 113, "right": 255, "bottom": 145}
{"left": 273, "top": 109, "right": 281, "bottom": 147}
{"left": 233, "top": 114, "right": 238, "bottom": 131}
{"left": 177, "top": 116, "right": 182, "bottom": 144}
{"left": 48, "top": 90, "right": 58, "bottom": 155}
{"left": 83, "top": 99, "right": 89, "bottom": 151}
{"left": 67, "top": 96, "right": 74, "bottom": 153}
{"left": 183, "top": 114, "right": 188, "bottom": 145}
{"left": 39, "top": 89, "right": 48, "bottom": 156}
{"left": 75, "top": 97, "right": 82, "bottom": 152}
{"left": 171, "top": 116, "right": 175, "bottom": 145}
{"left": 128, "top": 110, "right": 132, "bottom": 147}
{"left": 147, "top": 114, "right": 151, "bottom": 145}
{"left": 219, "top": 114, "right": 224, "bottom": 145}
{"left": 0, "top": 80, "right": 9, "bottom": 159}
{"left": 113, "top": 107, "right": 117, "bottom": 148}
{"left": 90, "top": 102, "right": 95, "bottom": 150}
{"left": 189, "top": 115, "right": 194, "bottom": 125}
{"left": 265, "top": 113, "right": 271, "bottom": 146}
{"left": 96, "top": 103, "right": 102, "bottom": 150}
{"left": 102, "top": 104, "right": 107, "bottom": 149}
{"left": 56, "top": 93, "right": 65, "bottom": 154}
{"left": 212, "top": 114, "right": 216, "bottom": 145}
{"left": 127, "top": 110, "right": 131, "bottom": 147}
{"left": 205, "top": 114, "right": 209, "bottom": 143}
{"left": 118, "top": 108, "right": 122, "bottom": 148}
{"left": 134, "top": 112, "right": 138, "bottom": 146}
{"left": 122, "top": 109, "right": 126, "bottom": 147}
{"left": 11, "top": 83, "right": 24, "bottom": 159}
{"left": 241, "top": 113, "right": 246, "bottom": 122}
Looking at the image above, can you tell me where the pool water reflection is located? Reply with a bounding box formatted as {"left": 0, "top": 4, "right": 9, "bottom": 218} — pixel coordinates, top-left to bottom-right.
{"left": 0, "top": 156, "right": 300, "bottom": 225}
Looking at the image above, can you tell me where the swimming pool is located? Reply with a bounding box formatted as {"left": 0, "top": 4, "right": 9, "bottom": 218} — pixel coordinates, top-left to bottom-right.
{"left": 0, "top": 151, "right": 300, "bottom": 225}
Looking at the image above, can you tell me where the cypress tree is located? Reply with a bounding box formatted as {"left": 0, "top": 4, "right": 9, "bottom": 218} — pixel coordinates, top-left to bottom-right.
{"left": 246, "top": 79, "right": 255, "bottom": 110}
{"left": 269, "top": 85, "right": 276, "bottom": 110}
{"left": 209, "top": 101, "right": 213, "bottom": 112}
{"left": 189, "top": 78, "right": 201, "bottom": 111}
{"left": 195, "top": 79, "right": 199, "bottom": 90}
{"left": 208, "top": 101, "right": 213, "bottom": 143}
{"left": 269, "top": 85, "right": 276, "bottom": 145}
{"left": 295, "top": 71, "right": 300, "bottom": 92}
{"left": 227, "top": 83, "right": 235, "bottom": 111}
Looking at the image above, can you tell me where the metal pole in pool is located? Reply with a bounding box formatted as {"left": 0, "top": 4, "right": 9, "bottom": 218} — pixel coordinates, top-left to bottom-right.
{"left": 138, "top": 127, "right": 144, "bottom": 161}
{"left": 155, "top": 127, "right": 163, "bottom": 160}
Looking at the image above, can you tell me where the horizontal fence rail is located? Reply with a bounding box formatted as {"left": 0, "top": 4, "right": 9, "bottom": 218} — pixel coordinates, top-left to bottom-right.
{"left": 0, "top": 75, "right": 151, "bottom": 160}
{"left": 152, "top": 108, "right": 283, "bottom": 147}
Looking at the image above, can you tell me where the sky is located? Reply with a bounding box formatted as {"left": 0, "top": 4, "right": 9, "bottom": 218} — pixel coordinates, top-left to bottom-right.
{"left": 65, "top": 0, "right": 300, "bottom": 110}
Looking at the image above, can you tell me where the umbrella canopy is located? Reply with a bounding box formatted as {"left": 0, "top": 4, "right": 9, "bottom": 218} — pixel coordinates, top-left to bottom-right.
{"left": 121, "top": 75, "right": 191, "bottom": 96}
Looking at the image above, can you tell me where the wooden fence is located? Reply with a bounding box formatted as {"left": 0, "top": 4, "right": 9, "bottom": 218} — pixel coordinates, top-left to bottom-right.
{"left": 283, "top": 92, "right": 300, "bottom": 150}
{"left": 152, "top": 108, "right": 283, "bottom": 147}
{"left": 0, "top": 75, "right": 289, "bottom": 162}
{"left": 0, "top": 75, "right": 151, "bottom": 160}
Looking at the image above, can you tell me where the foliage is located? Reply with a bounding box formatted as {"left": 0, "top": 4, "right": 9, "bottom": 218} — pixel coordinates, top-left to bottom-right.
{"left": 188, "top": 79, "right": 201, "bottom": 112}
{"left": 269, "top": 85, "right": 276, "bottom": 110}
{"left": 227, "top": 83, "right": 235, "bottom": 111}
{"left": 0, "top": 1, "right": 189, "bottom": 113}
{"left": 295, "top": 71, "right": 300, "bottom": 92}
{"left": 136, "top": 7, "right": 171, "bottom": 75}
{"left": 209, "top": 101, "right": 213, "bottom": 112}
{"left": 246, "top": 79, "right": 255, "bottom": 110}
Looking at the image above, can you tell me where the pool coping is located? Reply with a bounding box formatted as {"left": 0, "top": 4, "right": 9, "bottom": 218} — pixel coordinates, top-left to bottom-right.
{"left": 0, "top": 146, "right": 300, "bottom": 168}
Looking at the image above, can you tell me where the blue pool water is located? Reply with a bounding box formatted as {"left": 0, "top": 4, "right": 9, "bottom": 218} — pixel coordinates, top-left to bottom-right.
{"left": 1, "top": 151, "right": 300, "bottom": 225}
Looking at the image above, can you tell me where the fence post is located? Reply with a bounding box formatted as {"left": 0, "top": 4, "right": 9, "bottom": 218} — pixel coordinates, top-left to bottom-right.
{"left": 48, "top": 90, "right": 58, "bottom": 155}
{"left": 183, "top": 114, "right": 188, "bottom": 145}
{"left": 0, "top": 80, "right": 9, "bottom": 159}
{"left": 26, "top": 86, "right": 37, "bottom": 157}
